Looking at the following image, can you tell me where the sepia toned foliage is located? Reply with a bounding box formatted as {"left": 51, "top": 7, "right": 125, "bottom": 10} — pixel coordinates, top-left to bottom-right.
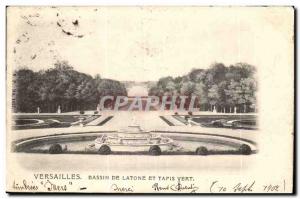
{"left": 148, "top": 63, "right": 257, "bottom": 113}
{"left": 12, "top": 61, "right": 127, "bottom": 113}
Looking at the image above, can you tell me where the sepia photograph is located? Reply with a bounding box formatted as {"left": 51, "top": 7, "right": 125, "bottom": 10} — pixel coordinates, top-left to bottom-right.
{"left": 5, "top": 6, "right": 294, "bottom": 194}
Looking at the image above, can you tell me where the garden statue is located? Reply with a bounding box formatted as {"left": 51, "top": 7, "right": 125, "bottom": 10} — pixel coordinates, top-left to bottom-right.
{"left": 212, "top": 106, "right": 217, "bottom": 113}
{"left": 57, "top": 105, "right": 61, "bottom": 114}
{"left": 79, "top": 117, "right": 84, "bottom": 127}
{"left": 97, "top": 103, "right": 100, "bottom": 112}
{"left": 187, "top": 118, "right": 192, "bottom": 127}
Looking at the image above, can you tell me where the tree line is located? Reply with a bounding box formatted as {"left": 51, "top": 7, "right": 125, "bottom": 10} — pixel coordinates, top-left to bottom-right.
{"left": 12, "top": 61, "right": 127, "bottom": 113}
{"left": 148, "top": 63, "right": 257, "bottom": 113}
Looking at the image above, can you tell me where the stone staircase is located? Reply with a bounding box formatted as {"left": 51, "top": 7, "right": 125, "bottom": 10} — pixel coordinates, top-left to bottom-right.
{"left": 161, "top": 115, "right": 186, "bottom": 126}
{"left": 85, "top": 115, "right": 113, "bottom": 126}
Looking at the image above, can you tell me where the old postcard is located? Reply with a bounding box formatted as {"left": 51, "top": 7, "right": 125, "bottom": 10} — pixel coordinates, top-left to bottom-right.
{"left": 6, "top": 6, "right": 294, "bottom": 194}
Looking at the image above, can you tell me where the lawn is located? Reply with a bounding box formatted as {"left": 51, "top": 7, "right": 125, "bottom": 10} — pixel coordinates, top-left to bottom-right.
{"left": 190, "top": 115, "right": 257, "bottom": 124}
{"left": 12, "top": 114, "right": 100, "bottom": 130}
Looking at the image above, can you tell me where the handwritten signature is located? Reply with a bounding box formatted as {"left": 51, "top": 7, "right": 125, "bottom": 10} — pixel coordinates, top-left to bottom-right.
{"left": 152, "top": 181, "right": 199, "bottom": 193}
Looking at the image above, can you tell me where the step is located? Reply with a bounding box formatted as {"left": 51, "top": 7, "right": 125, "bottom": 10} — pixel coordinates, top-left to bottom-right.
{"left": 86, "top": 115, "right": 112, "bottom": 126}
{"left": 162, "top": 115, "right": 186, "bottom": 126}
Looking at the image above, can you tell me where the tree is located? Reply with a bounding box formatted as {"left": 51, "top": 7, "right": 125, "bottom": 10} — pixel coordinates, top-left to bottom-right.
{"left": 13, "top": 69, "right": 40, "bottom": 112}
{"left": 179, "top": 81, "right": 195, "bottom": 109}
{"left": 225, "top": 78, "right": 257, "bottom": 113}
{"left": 65, "top": 83, "right": 77, "bottom": 111}
{"left": 54, "top": 60, "right": 73, "bottom": 71}
{"left": 12, "top": 60, "right": 128, "bottom": 113}
{"left": 205, "top": 63, "right": 227, "bottom": 86}
{"left": 180, "top": 81, "right": 195, "bottom": 96}
{"left": 157, "top": 76, "right": 174, "bottom": 90}
{"left": 188, "top": 68, "right": 204, "bottom": 82}
{"left": 239, "top": 77, "right": 257, "bottom": 112}
{"left": 148, "top": 62, "right": 257, "bottom": 113}
{"left": 225, "top": 63, "right": 256, "bottom": 81}
{"left": 148, "top": 85, "right": 164, "bottom": 98}
{"left": 193, "top": 82, "right": 208, "bottom": 110}
{"left": 165, "top": 81, "right": 176, "bottom": 95}
{"left": 96, "top": 79, "right": 127, "bottom": 108}
{"left": 207, "top": 84, "right": 220, "bottom": 111}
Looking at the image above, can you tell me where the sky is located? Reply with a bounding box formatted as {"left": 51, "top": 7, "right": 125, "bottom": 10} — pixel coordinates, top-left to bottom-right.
{"left": 7, "top": 6, "right": 293, "bottom": 81}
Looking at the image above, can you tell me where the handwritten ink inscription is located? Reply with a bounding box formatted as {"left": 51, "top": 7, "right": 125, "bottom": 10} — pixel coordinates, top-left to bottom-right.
{"left": 13, "top": 180, "right": 39, "bottom": 191}
{"left": 12, "top": 179, "right": 72, "bottom": 192}
{"left": 12, "top": 176, "right": 288, "bottom": 193}
{"left": 41, "top": 180, "right": 68, "bottom": 191}
{"left": 111, "top": 184, "right": 134, "bottom": 192}
{"left": 152, "top": 180, "right": 199, "bottom": 193}
{"left": 210, "top": 180, "right": 286, "bottom": 193}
